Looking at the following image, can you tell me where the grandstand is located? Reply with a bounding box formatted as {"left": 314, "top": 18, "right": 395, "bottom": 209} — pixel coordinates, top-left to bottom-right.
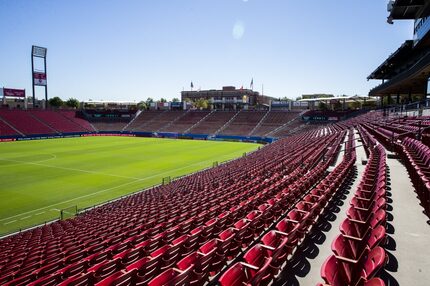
{"left": 249, "top": 110, "right": 302, "bottom": 136}
{"left": 142, "top": 111, "right": 188, "bottom": 132}
{"left": 2, "top": 1, "right": 430, "bottom": 286}
{"left": 218, "top": 110, "right": 267, "bottom": 136}
{"left": 187, "top": 111, "right": 238, "bottom": 135}
{"left": 0, "top": 109, "right": 96, "bottom": 137}
{"left": 1, "top": 107, "right": 430, "bottom": 285}
{"left": 0, "top": 109, "right": 312, "bottom": 138}
{"left": 368, "top": 0, "right": 430, "bottom": 105}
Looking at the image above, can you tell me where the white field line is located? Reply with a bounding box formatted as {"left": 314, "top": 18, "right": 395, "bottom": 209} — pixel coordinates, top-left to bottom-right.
{"left": 0, "top": 157, "right": 140, "bottom": 180}
{"left": 0, "top": 151, "right": 244, "bottom": 223}
{"left": 0, "top": 153, "right": 57, "bottom": 168}
{"left": 4, "top": 220, "right": 16, "bottom": 225}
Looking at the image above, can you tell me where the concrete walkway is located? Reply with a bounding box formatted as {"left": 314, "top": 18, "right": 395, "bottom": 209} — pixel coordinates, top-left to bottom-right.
{"left": 382, "top": 152, "right": 430, "bottom": 286}
{"left": 275, "top": 129, "right": 368, "bottom": 285}
{"left": 275, "top": 127, "right": 430, "bottom": 286}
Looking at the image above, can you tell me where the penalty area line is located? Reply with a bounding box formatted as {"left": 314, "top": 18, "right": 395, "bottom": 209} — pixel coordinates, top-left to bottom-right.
{"left": 0, "top": 150, "right": 249, "bottom": 223}
{"left": 4, "top": 220, "right": 17, "bottom": 225}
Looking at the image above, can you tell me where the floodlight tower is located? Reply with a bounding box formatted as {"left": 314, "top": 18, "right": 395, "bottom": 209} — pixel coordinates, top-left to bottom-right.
{"left": 31, "top": 46, "right": 48, "bottom": 108}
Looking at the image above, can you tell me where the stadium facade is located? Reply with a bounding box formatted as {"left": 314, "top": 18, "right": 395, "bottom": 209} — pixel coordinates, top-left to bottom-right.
{"left": 368, "top": 0, "right": 430, "bottom": 104}
{"left": 181, "top": 86, "right": 272, "bottom": 110}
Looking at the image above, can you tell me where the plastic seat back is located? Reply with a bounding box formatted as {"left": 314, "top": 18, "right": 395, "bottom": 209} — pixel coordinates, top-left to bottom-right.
{"left": 367, "top": 225, "right": 386, "bottom": 249}
{"left": 320, "top": 255, "right": 349, "bottom": 286}
{"left": 219, "top": 263, "right": 248, "bottom": 286}
{"left": 361, "top": 247, "right": 387, "bottom": 280}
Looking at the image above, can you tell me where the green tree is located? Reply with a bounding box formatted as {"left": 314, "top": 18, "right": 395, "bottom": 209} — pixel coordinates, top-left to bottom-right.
{"left": 65, "top": 98, "right": 80, "bottom": 109}
{"left": 160, "top": 98, "right": 167, "bottom": 103}
{"left": 362, "top": 100, "right": 377, "bottom": 108}
{"left": 48, "top": 96, "right": 64, "bottom": 108}
{"left": 318, "top": 102, "right": 328, "bottom": 110}
{"left": 137, "top": 101, "right": 147, "bottom": 110}
{"left": 146, "top": 97, "right": 154, "bottom": 104}
{"left": 333, "top": 100, "right": 342, "bottom": 110}
{"left": 349, "top": 101, "right": 361, "bottom": 109}
{"left": 172, "top": 97, "right": 180, "bottom": 102}
{"left": 195, "top": 98, "right": 208, "bottom": 109}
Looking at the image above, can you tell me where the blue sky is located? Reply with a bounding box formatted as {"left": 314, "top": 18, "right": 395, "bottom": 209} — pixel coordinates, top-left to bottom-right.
{"left": 0, "top": 0, "right": 413, "bottom": 102}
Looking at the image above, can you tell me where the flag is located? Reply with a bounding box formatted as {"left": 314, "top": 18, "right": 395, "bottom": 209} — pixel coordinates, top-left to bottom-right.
{"left": 250, "top": 78, "right": 254, "bottom": 90}
{"left": 191, "top": 81, "right": 194, "bottom": 89}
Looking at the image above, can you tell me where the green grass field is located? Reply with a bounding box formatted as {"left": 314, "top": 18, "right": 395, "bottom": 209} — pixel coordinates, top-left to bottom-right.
{"left": 0, "top": 137, "right": 260, "bottom": 235}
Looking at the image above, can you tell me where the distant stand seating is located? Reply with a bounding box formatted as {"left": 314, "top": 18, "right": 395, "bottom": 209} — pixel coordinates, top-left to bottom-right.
{"left": 0, "top": 109, "right": 359, "bottom": 138}
{"left": 303, "top": 110, "right": 361, "bottom": 122}
{"left": 251, "top": 111, "right": 302, "bottom": 136}
{"left": 0, "top": 109, "right": 56, "bottom": 135}
{"left": 128, "top": 110, "right": 187, "bottom": 132}
{"left": 124, "top": 111, "right": 165, "bottom": 132}
{"left": 188, "top": 111, "right": 237, "bottom": 135}
{"left": 60, "top": 111, "right": 96, "bottom": 132}
{"left": 0, "top": 119, "right": 19, "bottom": 137}
{"left": 82, "top": 109, "right": 137, "bottom": 132}
{"left": 220, "top": 111, "right": 267, "bottom": 136}
{"left": 90, "top": 121, "right": 129, "bottom": 132}
{"left": 30, "top": 110, "right": 89, "bottom": 133}
{"left": 160, "top": 111, "right": 210, "bottom": 133}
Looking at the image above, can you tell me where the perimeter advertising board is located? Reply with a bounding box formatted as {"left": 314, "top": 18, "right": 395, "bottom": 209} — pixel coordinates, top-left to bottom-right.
{"left": 2, "top": 88, "right": 26, "bottom": 97}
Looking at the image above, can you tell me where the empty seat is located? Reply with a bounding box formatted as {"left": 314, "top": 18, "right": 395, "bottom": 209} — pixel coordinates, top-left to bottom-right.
{"left": 147, "top": 266, "right": 192, "bottom": 286}
{"left": 261, "top": 230, "right": 291, "bottom": 268}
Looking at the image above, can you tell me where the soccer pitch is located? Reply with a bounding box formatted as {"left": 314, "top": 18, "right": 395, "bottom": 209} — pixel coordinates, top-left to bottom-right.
{"left": 0, "top": 136, "right": 260, "bottom": 235}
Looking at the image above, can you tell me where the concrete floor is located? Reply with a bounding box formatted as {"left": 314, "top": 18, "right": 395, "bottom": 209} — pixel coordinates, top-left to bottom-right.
{"left": 274, "top": 128, "right": 430, "bottom": 285}
{"left": 275, "top": 129, "right": 368, "bottom": 285}
{"left": 383, "top": 153, "right": 430, "bottom": 286}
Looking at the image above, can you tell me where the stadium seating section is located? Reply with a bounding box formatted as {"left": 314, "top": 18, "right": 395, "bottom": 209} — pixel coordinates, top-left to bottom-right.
{"left": 132, "top": 111, "right": 187, "bottom": 132}
{"left": 1, "top": 108, "right": 430, "bottom": 285}
{"left": 188, "top": 111, "right": 237, "bottom": 135}
{"left": 0, "top": 109, "right": 311, "bottom": 137}
{"left": 0, "top": 109, "right": 96, "bottom": 136}
{"left": 0, "top": 118, "right": 18, "bottom": 136}
{"left": 219, "top": 111, "right": 267, "bottom": 135}
{"left": 0, "top": 109, "right": 56, "bottom": 135}
{"left": 160, "top": 111, "right": 210, "bottom": 133}
{"left": 250, "top": 110, "right": 302, "bottom": 136}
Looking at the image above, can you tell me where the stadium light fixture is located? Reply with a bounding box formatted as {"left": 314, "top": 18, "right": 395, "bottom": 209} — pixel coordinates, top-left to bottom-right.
{"left": 32, "top": 46, "right": 47, "bottom": 58}
{"left": 31, "top": 45, "right": 48, "bottom": 108}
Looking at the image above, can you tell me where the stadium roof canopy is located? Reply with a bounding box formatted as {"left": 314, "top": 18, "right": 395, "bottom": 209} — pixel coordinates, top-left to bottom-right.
{"left": 369, "top": 51, "right": 430, "bottom": 96}
{"left": 347, "top": 95, "right": 378, "bottom": 101}
{"left": 82, "top": 100, "right": 138, "bottom": 105}
{"left": 298, "top": 96, "right": 351, "bottom": 102}
{"left": 387, "top": 0, "right": 430, "bottom": 21}
{"left": 367, "top": 40, "right": 414, "bottom": 80}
